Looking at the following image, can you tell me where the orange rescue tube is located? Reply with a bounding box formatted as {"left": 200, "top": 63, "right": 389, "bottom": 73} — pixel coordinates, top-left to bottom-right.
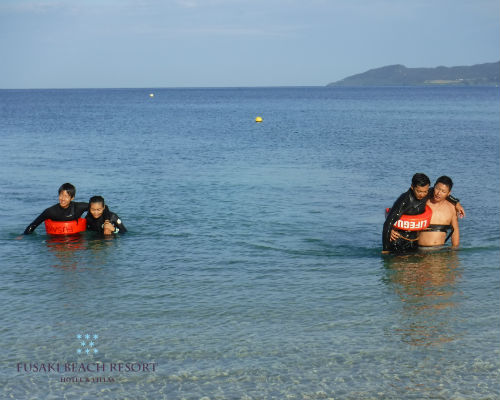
{"left": 45, "top": 218, "right": 87, "bottom": 235}
{"left": 385, "top": 205, "right": 433, "bottom": 231}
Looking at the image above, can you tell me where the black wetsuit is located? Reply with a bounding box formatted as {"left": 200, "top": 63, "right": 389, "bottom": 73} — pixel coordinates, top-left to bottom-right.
{"left": 382, "top": 188, "right": 458, "bottom": 253}
{"left": 24, "top": 202, "right": 88, "bottom": 234}
{"left": 86, "top": 205, "right": 127, "bottom": 234}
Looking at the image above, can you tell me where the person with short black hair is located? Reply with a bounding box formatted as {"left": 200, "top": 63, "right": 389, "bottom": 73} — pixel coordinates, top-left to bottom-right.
{"left": 86, "top": 196, "right": 127, "bottom": 235}
{"left": 23, "top": 183, "right": 88, "bottom": 235}
{"left": 411, "top": 173, "right": 431, "bottom": 188}
{"left": 418, "top": 176, "right": 459, "bottom": 248}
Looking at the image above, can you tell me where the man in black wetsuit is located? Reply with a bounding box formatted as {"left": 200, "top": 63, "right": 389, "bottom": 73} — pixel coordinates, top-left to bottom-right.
{"left": 23, "top": 183, "right": 88, "bottom": 234}
{"left": 382, "top": 173, "right": 464, "bottom": 254}
{"left": 86, "top": 196, "right": 127, "bottom": 235}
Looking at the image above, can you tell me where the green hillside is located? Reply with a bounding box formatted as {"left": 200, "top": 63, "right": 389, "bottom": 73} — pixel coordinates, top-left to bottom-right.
{"left": 328, "top": 61, "right": 500, "bottom": 86}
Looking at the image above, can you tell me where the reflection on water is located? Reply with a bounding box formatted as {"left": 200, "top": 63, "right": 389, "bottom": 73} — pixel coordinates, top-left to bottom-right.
{"left": 45, "top": 235, "right": 86, "bottom": 270}
{"left": 44, "top": 234, "right": 115, "bottom": 270}
{"left": 43, "top": 234, "right": 119, "bottom": 313}
{"left": 383, "top": 249, "right": 462, "bottom": 346}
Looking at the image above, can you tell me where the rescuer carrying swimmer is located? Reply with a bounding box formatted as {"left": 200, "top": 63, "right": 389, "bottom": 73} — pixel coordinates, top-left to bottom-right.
{"left": 382, "top": 173, "right": 465, "bottom": 254}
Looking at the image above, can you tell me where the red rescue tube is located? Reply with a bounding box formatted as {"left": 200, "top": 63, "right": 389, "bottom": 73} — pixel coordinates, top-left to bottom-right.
{"left": 385, "top": 205, "right": 433, "bottom": 231}
{"left": 45, "top": 218, "right": 87, "bottom": 235}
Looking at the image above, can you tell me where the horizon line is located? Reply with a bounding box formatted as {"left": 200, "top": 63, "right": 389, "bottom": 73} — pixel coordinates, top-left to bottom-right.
{"left": 0, "top": 85, "right": 329, "bottom": 91}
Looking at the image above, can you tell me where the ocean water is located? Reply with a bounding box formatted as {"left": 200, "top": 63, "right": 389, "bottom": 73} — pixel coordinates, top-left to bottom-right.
{"left": 0, "top": 86, "right": 499, "bottom": 399}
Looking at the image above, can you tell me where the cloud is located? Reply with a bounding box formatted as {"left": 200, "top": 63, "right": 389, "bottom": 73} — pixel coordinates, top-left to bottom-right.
{"left": 0, "top": 0, "right": 131, "bottom": 15}
{"left": 172, "top": 25, "right": 300, "bottom": 37}
{"left": 0, "top": 1, "right": 64, "bottom": 13}
{"left": 130, "top": 19, "right": 302, "bottom": 38}
{"left": 175, "top": 0, "right": 198, "bottom": 7}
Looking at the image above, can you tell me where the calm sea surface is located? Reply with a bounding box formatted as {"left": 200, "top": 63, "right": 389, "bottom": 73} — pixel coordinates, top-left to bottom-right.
{"left": 0, "top": 87, "right": 499, "bottom": 399}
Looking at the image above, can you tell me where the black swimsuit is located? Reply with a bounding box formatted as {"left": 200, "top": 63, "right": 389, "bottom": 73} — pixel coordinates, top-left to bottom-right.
{"left": 86, "top": 205, "right": 127, "bottom": 234}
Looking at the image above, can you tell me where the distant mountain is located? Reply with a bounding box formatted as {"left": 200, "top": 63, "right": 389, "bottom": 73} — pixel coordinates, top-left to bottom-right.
{"left": 328, "top": 61, "right": 500, "bottom": 86}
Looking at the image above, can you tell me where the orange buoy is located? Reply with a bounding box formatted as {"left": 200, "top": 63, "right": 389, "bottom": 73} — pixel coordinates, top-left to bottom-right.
{"left": 385, "top": 205, "right": 432, "bottom": 231}
{"left": 45, "top": 218, "right": 87, "bottom": 235}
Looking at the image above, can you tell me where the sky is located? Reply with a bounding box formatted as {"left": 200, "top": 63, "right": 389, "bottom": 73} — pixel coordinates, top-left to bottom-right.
{"left": 0, "top": 0, "right": 499, "bottom": 88}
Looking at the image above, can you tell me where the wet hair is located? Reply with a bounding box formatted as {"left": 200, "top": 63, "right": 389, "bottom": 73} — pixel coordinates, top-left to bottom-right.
{"left": 411, "top": 173, "right": 430, "bottom": 188}
{"left": 58, "top": 183, "right": 76, "bottom": 198}
{"left": 435, "top": 176, "right": 453, "bottom": 191}
{"left": 89, "top": 195, "right": 105, "bottom": 207}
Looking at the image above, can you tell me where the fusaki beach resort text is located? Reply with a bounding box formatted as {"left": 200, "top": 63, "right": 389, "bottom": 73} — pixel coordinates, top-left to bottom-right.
{"left": 17, "top": 362, "right": 157, "bottom": 373}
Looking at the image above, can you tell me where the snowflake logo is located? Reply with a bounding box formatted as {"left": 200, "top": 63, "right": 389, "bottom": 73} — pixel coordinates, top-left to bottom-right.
{"left": 76, "top": 333, "right": 99, "bottom": 356}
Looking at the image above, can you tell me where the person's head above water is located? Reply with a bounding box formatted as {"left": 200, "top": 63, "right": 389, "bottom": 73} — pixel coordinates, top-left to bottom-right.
{"left": 435, "top": 175, "right": 453, "bottom": 191}
{"left": 433, "top": 176, "right": 453, "bottom": 202}
{"left": 410, "top": 173, "right": 431, "bottom": 200}
{"left": 88, "top": 195, "right": 106, "bottom": 219}
{"left": 58, "top": 183, "right": 76, "bottom": 209}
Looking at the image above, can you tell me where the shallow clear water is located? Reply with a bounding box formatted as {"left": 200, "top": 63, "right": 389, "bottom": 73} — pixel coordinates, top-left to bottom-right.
{"left": 1, "top": 87, "right": 499, "bottom": 399}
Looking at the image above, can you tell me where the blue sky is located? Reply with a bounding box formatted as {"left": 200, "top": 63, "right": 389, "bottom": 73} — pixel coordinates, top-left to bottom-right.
{"left": 1, "top": 0, "right": 499, "bottom": 88}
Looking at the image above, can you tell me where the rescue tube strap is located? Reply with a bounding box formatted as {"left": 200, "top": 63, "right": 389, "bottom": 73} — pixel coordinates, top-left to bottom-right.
{"left": 445, "top": 227, "right": 454, "bottom": 243}
{"left": 396, "top": 234, "right": 419, "bottom": 242}
{"left": 424, "top": 224, "right": 454, "bottom": 243}
{"left": 427, "top": 224, "right": 452, "bottom": 232}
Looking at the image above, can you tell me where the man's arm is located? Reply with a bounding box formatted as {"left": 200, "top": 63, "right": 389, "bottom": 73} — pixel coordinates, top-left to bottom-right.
{"left": 74, "top": 202, "right": 89, "bottom": 218}
{"left": 455, "top": 202, "right": 465, "bottom": 219}
{"left": 103, "top": 221, "right": 115, "bottom": 235}
{"left": 446, "top": 194, "right": 465, "bottom": 218}
{"left": 451, "top": 209, "right": 460, "bottom": 248}
{"left": 114, "top": 217, "right": 127, "bottom": 233}
{"left": 23, "top": 209, "right": 49, "bottom": 234}
{"left": 382, "top": 193, "right": 408, "bottom": 252}
{"left": 105, "top": 212, "right": 127, "bottom": 234}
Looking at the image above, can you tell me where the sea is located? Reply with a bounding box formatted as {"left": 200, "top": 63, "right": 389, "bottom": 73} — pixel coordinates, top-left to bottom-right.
{"left": 0, "top": 86, "right": 499, "bottom": 399}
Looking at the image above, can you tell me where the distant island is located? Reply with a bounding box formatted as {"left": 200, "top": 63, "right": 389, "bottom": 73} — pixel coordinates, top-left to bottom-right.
{"left": 328, "top": 61, "right": 500, "bottom": 86}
